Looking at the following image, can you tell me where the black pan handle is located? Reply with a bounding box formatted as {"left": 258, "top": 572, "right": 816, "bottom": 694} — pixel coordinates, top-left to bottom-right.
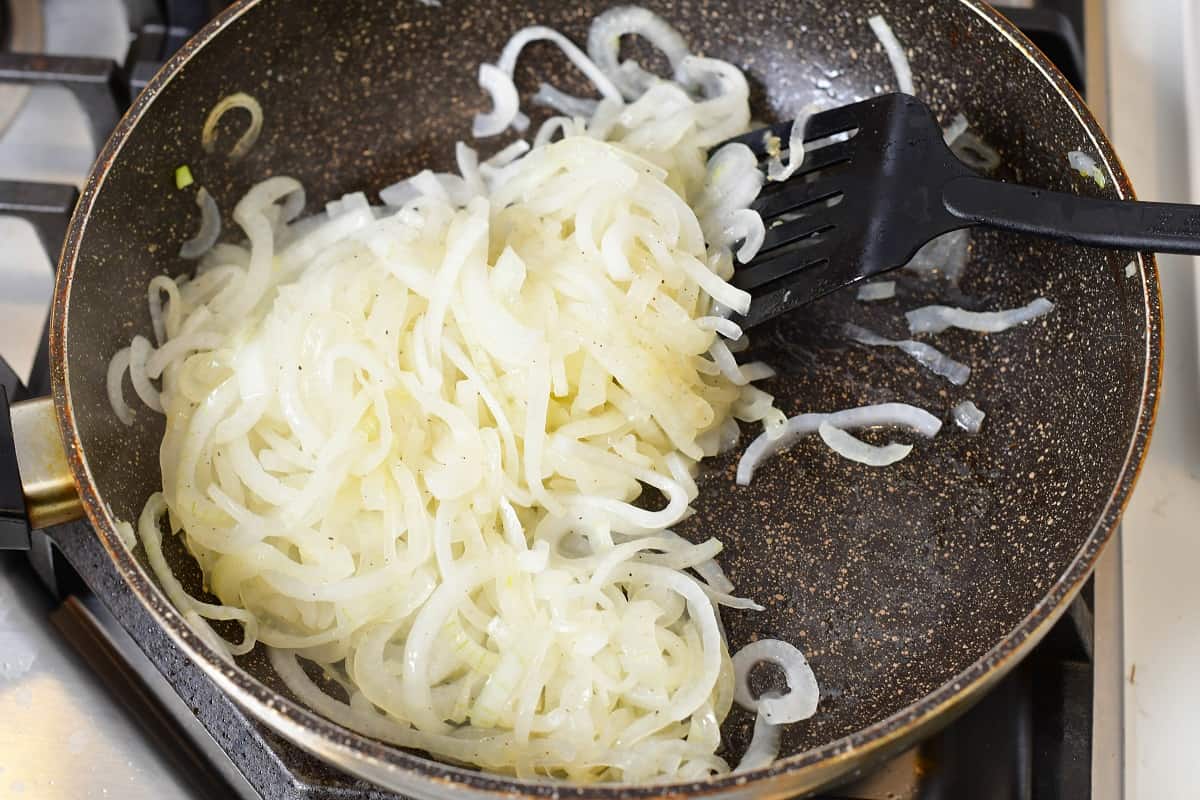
{"left": 943, "top": 175, "right": 1200, "bottom": 255}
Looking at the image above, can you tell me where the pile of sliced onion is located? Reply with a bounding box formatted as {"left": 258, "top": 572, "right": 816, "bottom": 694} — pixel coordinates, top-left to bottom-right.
{"left": 109, "top": 7, "right": 821, "bottom": 784}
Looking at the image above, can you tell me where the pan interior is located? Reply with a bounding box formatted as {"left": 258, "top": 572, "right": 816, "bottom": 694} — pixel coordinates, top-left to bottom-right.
{"left": 60, "top": 0, "right": 1151, "bottom": 781}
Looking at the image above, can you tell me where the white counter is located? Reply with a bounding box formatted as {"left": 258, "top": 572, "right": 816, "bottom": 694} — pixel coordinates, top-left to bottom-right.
{"left": 1106, "top": 0, "right": 1200, "bottom": 798}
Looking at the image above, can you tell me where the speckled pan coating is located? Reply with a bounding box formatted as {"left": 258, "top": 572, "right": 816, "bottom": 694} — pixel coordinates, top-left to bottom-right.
{"left": 48, "top": 0, "right": 1160, "bottom": 797}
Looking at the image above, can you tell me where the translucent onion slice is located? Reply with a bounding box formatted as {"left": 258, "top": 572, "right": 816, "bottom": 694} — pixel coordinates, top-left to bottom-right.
{"left": 737, "top": 402, "right": 941, "bottom": 485}
{"left": 868, "top": 15, "right": 914, "bottom": 95}
{"left": 952, "top": 400, "right": 985, "bottom": 433}
{"left": 942, "top": 112, "right": 969, "bottom": 145}
{"left": 731, "top": 639, "right": 819, "bottom": 724}
{"left": 766, "top": 103, "right": 824, "bottom": 183}
{"left": 904, "top": 228, "right": 970, "bottom": 281}
{"left": 533, "top": 83, "right": 599, "bottom": 117}
{"left": 483, "top": 139, "right": 531, "bottom": 169}
{"left": 472, "top": 63, "right": 521, "bottom": 138}
{"left": 855, "top": 280, "right": 895, "bottom": 301}
{"left": 845, "top": 323, "right": 970, "bottom": 385}
{"left": 817, "top": 422, "right": 912, "bottom": 466}
{"left": 587, "top": 5, "right": 692, "bottom": 99}
{"left": 952, "top": 132, "right": 1002, "bottom": 171}
{"left": 128, "top": 335, "right": 163, "bottom": 413}
{"left": 106, "top": 346, "right": 133, "bottom": 426}
{"left": 179, "top": 187, "right": 221, "bottom": 260}
{"left": 200, "top": 92, "right": 263, "bottom": 161}
{"left": 905, "top": 297, "right": 1055, "bottom": 335}
{"left": 735, "top": 698, "right": 782, "bottom": 773}
{"left": 495, "top": 26, "right": 623, "bottom": 103}
{"left": 1068, "top": 150, "right": 1107, "bottom": 188}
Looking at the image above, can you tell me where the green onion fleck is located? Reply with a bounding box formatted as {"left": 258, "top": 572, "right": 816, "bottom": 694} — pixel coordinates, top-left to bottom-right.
{"left": 175, "top": 165, "right": 194, "bottom": 190}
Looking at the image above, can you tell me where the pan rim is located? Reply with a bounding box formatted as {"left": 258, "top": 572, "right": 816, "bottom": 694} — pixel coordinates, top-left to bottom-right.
{"left": 48, "top": 0, "right": 1163, "bottom": 797}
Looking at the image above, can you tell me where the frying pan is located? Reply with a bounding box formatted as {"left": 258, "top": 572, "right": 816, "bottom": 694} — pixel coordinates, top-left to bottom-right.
{"left": 2, "top": 0, "right": 1159, "bottom": 797}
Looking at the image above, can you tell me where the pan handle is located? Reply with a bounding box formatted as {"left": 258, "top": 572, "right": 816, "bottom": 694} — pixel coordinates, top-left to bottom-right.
{"left": 1, "top": 388, "right": 84, "bottom": 549}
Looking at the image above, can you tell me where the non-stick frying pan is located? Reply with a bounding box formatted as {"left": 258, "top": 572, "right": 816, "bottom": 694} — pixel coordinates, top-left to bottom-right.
{"left": 3, "top": 0, "right": 1159, "bottom": 797}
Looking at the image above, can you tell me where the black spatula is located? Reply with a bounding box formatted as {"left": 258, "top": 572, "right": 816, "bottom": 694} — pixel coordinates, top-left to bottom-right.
{"left": 723, "top": 92, "right": 1199, "bottom": 329}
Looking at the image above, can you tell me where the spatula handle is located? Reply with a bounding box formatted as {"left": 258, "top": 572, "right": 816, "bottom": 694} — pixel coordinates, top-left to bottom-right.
{"left": 942, "top": 175, "right": 1200, "bottom": 255}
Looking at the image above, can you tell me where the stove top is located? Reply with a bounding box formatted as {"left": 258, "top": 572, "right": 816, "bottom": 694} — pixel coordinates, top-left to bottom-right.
{"left": 0, "top": 2, "right": 1120, "bottom": 799}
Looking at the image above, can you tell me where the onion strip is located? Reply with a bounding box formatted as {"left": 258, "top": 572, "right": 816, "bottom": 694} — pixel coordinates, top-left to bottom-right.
{"left": 737, "top": 403, "right": 941, "bottom": 485}
{"left": 817, "top": 422, "right": 912, "bottom": 466}
{"left": 868, "top": 15, "right": 914, "bottom": 95}
{"left": 732, "top": 639, "right": 819, "bottom": 724}
{"left": 845, "top": 323, "right": 971, "bottom": 385}
{"left": 200, "top": 92, "right": 263, "bottom": 160}
{"left": 179, "top": 187, "right": 221, "bottom": 260}
{"left": 905, "top": 297, "right": 1055, "bottom": 334}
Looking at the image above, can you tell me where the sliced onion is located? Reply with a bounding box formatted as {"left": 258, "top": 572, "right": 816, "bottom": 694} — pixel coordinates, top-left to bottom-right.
{"left": 942, "top": 113, "right": 969, "bottom": 146}
{"left": 952, "top": 132, "right": 1001, "bottom": 171}
{"left": 179, "top": 187, "right": 221, "bottom": 260}
{"left": 1068, "top": 150, "right": 1107, "bottom": 188}
{"left": 496, "top": 26, "right": 623, "bottom": 103}
{"left": 845, "top": 323, "right": 970, "bottom": 385}
{"left": 114, "top": 519, "right": 137, "bottom": 550}
{"left": 533, "top": 83, "right": 599, "bottom": 117}
{"left": 147, "top": 275, "right": 181, "bottom": 346}
{"left": 952, "top": 400, "right": 985, "bottom": 433}
{"left": 325, "top": 191, "right": 370, "bottom": 220}
{"left": 818, "top": 422, "right": 912, "bottom": 466}
{"left": 905, "top": 297, "right": 1055, "bottom": 335}
{"left": 855, "top": 280, "right": 895, "bottom": 301}
{"left": 128, "top": 335, "right": 163, "bottom": 413}
{"left": 868, "top": 15, "right": 914, "bottom": 95}
{"left": 697, "top": 316, "right": 744, "bottom": 340}
{"left": 726, "top": 208, "right": 765, "bottom": 263}
{"left": 732, "top": 639, "right": 819, "bottom": 724}
{"left": 200, "top": 92, "right": 263, "bottom": 160}
{"left": 106, "top": 346, "right": 133, "bottom": 426}
{"left": 483, "top": 139, "right": 531, "bottom": 169}
{"left": 533, "top": 116, "right": 575, "bottom": 148}
{"left": 904, "top": 228, "right": 969, "bottom": 281}
{"left": 1125, "top": 260, "right": 1137, "bottom": 279}
{"left": 766, "top": 104, "right": 820, "bottom": 183}
{"left": 737, "top": 402, "right": 941, "bottom": 485}
{"left": 379, "top": 171, "right": 472, "bottom": 208}
{"left": 586, "top": 6, "right": 691, "bottom": 99}
{"left": 735, "top": 700, "right": 782, "bottom": 773}
{"left": 473, "top": 63, "right": 521, "bottom": 138}
{"left": 737, "top": 362, "right": 775, "bottom": 382}
{"left": 280, "top": 184, "right": 307, "bottom": 223}
{"left": 693, "top": 557, "right": 734, "bottom": 594}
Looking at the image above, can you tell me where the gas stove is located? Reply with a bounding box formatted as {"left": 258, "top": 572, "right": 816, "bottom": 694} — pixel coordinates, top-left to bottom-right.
{"left": 0, "top": 2, "right": 1122, "bottom": 799}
